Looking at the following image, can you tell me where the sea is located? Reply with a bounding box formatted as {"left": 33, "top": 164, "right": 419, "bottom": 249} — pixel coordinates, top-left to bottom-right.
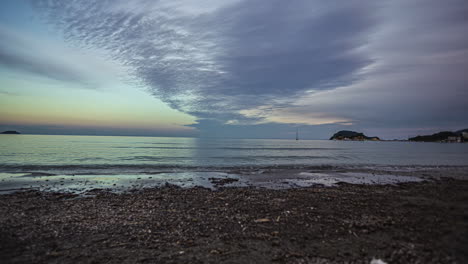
{"left": 1, "top": 134, "right": 468, "bottom": 193}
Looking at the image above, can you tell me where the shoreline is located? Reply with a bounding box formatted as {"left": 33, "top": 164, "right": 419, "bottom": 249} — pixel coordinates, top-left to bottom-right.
{"left": 2, "top": 165, "right": 468, "bottom": 195}
{"left": 1, "top": 179, "right": 467, "bottom": 263}
{"left": 0, "top": 165, "right": 468, "bottom": 195}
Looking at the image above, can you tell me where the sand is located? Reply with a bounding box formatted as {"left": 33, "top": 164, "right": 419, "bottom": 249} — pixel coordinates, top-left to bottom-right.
{"left": 0, "top": 178, "right": 467, "bottom": 264}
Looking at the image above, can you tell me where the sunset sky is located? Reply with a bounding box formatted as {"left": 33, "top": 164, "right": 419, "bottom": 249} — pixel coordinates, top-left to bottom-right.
{"left": 1, "top": 0, "right": 467, "bottom": 139}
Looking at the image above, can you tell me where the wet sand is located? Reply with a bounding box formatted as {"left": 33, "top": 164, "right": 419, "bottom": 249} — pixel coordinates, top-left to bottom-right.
{"left": 1, "top": 179, "right": 467, "bottom": 263}
{"left": 3, "top": 165, "right": 461, "bottom": 194}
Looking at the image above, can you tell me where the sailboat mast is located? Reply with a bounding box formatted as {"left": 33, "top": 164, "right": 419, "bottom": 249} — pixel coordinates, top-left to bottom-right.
{"left": 296, "top": 128, "right": 299, "bottom": 140}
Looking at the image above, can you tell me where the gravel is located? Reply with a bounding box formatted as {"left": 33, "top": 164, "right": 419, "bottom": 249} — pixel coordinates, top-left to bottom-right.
{"left": 0, "top": 179, "right": 467, "bottom": 263}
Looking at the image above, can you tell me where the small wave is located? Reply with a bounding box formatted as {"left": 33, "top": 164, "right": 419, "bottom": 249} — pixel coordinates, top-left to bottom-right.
{"left": 0, "top": 164, "right": 343, "bottom": 173}
{"left": 74, "top": 157, "right": 108, "bottom": 162}
{"left": 221, "top": 147, "right": 344, "bottom": 151}
{"left": 120, "top": 156, "right": 189, "bottom": 161}
{"left": 2, "top": 163, "right": 466, "bottom": 176}
{"left": 112, "top": 146, "right": 197, "bottom": 149}
{"left": 120, "top": 155, "right": 334, "bottom": 162}
{"left": 112, "top": 146, "right": 343, "bottom": 150}
{"left": 207, "top": 155, "right": 334, "bottom": 160}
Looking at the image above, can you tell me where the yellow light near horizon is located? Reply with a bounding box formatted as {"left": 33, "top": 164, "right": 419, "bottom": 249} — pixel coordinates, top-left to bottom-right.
{"left": 0, "top": 76, "right": 197, "bottom": 132}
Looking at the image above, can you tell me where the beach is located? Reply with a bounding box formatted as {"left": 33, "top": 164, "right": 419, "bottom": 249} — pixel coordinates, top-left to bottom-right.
{"left": 1, "top": 178, "right": 467, "bottom": 264}
{"left": 1, "top": 135, "right": 468, "bottom": 263}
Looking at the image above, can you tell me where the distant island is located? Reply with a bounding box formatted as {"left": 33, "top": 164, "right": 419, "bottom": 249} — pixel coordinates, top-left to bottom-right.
{"left": 409, "top": 129, "right": 468, "bottom": 142}
{"left": 1, "top": 130, "right": 21, "bottom": 134}
{"left": 330, "top": 130, "right": 380, "bottom": 141}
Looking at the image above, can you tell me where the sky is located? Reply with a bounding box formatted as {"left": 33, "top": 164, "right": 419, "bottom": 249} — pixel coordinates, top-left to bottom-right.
{"left": 0, "top": 0, "right": 467, "bottom": 139}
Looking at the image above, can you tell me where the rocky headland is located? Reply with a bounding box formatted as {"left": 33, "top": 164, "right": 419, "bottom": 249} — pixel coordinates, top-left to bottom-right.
{"left": 330, "top": 130, "right": 380, "bottom": 141}
{"left": 409, "top": 129, "right": 468, "bottom": 142}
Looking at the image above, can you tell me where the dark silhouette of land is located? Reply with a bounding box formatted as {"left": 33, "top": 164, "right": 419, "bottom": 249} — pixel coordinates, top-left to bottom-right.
{"left": 409, "top": 129, "right": 467, "bottom": 142}
{"left": 1, "top": 131, "right": 20, "bottom": 134}
{"left": 330, "top": 130, "right": 380, "bottom": 141}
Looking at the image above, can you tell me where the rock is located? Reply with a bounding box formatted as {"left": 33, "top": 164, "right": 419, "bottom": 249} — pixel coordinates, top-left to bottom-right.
{"left": 330, "top": 130, "right": 380, "bottom": 141}
{"left": 370, "top": 258, "right": 387, "bottom": 264}
{"left": 254, "top": 218, "right": 271, "bottom": 223}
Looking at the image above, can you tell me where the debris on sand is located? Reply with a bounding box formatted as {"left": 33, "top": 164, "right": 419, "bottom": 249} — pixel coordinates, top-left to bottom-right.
{"left": 0, "top": 180, "right": 466, "bottom": 263}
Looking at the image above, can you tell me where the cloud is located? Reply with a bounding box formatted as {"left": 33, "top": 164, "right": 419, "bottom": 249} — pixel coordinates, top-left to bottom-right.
{"left": 239, "top": 105, "right": 350, "bottom": 125}
{"left": 30, "top": 0, "right": 375, "bottom": 115}
{"left": 0, "top": 24, "right": 131, "bottom": 88}
{"left": 28, "top": 0, "right": 468, "bottom": 138}
{"left": 235, "top": 0, "right": 468, "bottom": 132}
{"left": 0, "top": 26, "right": 87, "bottom": 83}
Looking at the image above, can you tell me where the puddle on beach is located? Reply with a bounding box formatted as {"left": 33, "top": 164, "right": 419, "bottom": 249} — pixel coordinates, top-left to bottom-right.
{"left": 0, "top": 172, "right": 248, "bottom": 194}
{"left": 296, "top": 172, "right": 423, "bottom": 187}
{"left": 235, "top": 171, "right": 424, "bottom": 189}
{"left": 0, "top": 170, "right": 424, "bottom": 194}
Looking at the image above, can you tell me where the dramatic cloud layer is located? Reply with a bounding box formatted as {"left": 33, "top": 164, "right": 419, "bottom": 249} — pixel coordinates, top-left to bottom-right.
{"left": 0, "top": 26, "right": 85, "bottom": 83}
{"left": 0, "top": 24, "right": 131, "bottom": 89}
{"left": 27, "top": 0, "right": 468, "bottom": 138}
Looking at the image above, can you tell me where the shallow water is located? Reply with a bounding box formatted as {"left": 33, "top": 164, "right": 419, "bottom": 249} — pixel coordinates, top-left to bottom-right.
{"left": 0, "top": 134, "right": 467, "bottom": 193}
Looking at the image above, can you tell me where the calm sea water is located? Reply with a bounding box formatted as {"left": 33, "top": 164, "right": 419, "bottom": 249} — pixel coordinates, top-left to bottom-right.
{"left": 1, "top": 134, "right": 468, "bottom": 170}
{"left": 1, "top": 134, "right": 467, "bottom": 192}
